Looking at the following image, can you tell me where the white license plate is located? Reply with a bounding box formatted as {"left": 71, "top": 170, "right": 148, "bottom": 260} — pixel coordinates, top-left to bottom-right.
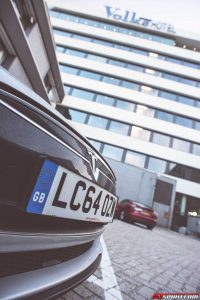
{"left": 27, "top": 159, "right": 117, "bottom": 223}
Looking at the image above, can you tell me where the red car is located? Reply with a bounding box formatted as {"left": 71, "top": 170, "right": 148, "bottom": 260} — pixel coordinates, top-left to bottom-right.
{"left": 116, "top": 199, "right": 158, "bottom": 230}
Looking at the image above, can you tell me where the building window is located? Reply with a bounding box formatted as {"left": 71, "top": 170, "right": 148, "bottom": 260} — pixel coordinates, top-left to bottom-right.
{"left": 172, "top": 139, "right": 191, "bottom": 153}
{"left": 152, "top": 132, "right": 171, "bottom": 147}
{"left": 87, "top": 53, "right": 107, "bottom": 63}
{"left": 59, "top": 64, "right": 78, "bottom": 75}
{"left": 80, "top": 70, "right": 101, "bottom": 80}
{"left": 64, "top": 85, "right": 71, "bottom": 95}
{"left": 136, "top": 105, "right": 155, "bottom": 117}
{"left": 121, "top": 80, "right": 139, "bottom": 90}
{"left": 177, "top": 95, "right": 195, "bottom": 106}
{"left": 192, "top": 144, "right": 200, "bottom": 156}
{"left": 159, "top": 91, "right": 177, "bottom": 101}
{"left": 102, "top": 144, "right": 123, "bottom": 161}
{"left": 131, "top": 126, "right": 151, "bottom": 141}
{"left": 68, "top": 109, "right": 87, "bottom": 123}
{"left": 87, "top": 115, "right": 108, "bottom": 129}
{"left": 71, "top": 88, "right": 95, "bottom": 101}
{"left": 102, "top": 76, "right": 120, "bottom": 86}
{"left": 66, "top": 48, "right": 86, "bottom": 57}
{"left": 89, "top": 140, "right": 102, "bottom": 152}
{"left": 147, "top": 157, "right": 167, "bottom": 173}
{"left": 175, "top": 116, "right": 193, "bottom": 128}
{"left": 156, "top": 110, "right": 174, "bottom": 122}
{"left": 115, "top": 100, "right": 135, "bottom": 111}
{"left": 109, "top": 121, "right": 130, "bottom": 135}
{"left": 125, "top": 151, "right": 146, "bottom": 168}
{"left": 141, "top": 85, "right": 158, "bottom": 96}
{"left": 96, "top": 95, "right": 115, "bottom": 106}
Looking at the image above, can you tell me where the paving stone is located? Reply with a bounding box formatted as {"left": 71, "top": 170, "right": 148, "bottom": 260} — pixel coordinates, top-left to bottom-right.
{"left": 57, "top": 220, "right": 200, "bottom": 300}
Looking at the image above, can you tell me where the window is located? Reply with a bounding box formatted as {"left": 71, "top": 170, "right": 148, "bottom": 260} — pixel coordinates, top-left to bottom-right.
{"left": 69, "top": 109, "right": 87, "bottom": 123}
{"left": 67, "top": 49, "right": 86, "bottom": 57}
{"left": 131, "top": 126, "right": 150, "bottom": 141}
{"left": 156, "top": 110, "right": 174, "bottom": 122}
{"left": 72, "top": 34, "right": 92, "bottom": 42}
{"left": 127, "top": 63, "right": 144, "bottom": 72}
{"left": 87, "top": 115, "right": 108, "bottom": 129}
{"left": 56, "top": 46, "right": 65, "bottom": 53}
{"left": 114, "top": 44, "right": 130, "bottom": 51}
{"left": 59, "top": 65, "right": 78, "bottom": 75}
{"left": 175, "top": 116, "right": 193, "bottom": 128}
{"left": 172, "top": 138, "right": 190, "bottom": 153}
{"left": 108, "top": 59, "right": 125, "bottom": 67}
{"left": 159, "top": 91, "right": 177, "bottom": 101}
{"left": 193, "top": 144, "right": 200, "bottom": 156}
{"left": 102, "top": 76, "right": 120, "bottom": 86}
{"left": 162, "top": 73, "right": 180, "bottom": 82}
{"left": 130, "top": 48, "right": 147, "bottom": 55}
{"left": 64, "top": 85, "right": 71, "bottom": 95}
{"left": 121, "top": 81, "right": 139, "bottom": 90}
{"left": 109, "top": 121, "right": 130, "bottom": 135}
{"left": 80, "top": 70, "right": 101, "bottom": 80}
{"left": 177, "top": 96, "right": 195, "bottom": 106}
{"left": 180, "top": 77, "right": 197, "bottom": 87}
{"left": 152, "top": 132, "right": 170, "bottom": 147}
{"left": 141, "top": 85, "right": 158, "bottom": 96}
{"left": 93, "top": 39, "right": 113, "bottom": 47}
{"left": 148, "top": 157, "right": 167, "bottom": 173}
{"left": 125, "top": 151, "right": 146, "bottom": 168}
{"left": 136, "top": 105, "right": 155, "bottom": 117}
{"left": 102, "top": 145, "right": 123, "bottom": 161}
{"left": 96, "top": 95, "right": 115, "bottom": 106}
{"left": 115, "top": 100, "right": 135, "bottom": 111}
{"left": 89, "top": 140, "right": 102, "bottom": 152}
{"left": 87, "top": 54, "right": 107, "bottom": 63}
{"left": 71, "top": 88, "right": 95, "bottom": 101}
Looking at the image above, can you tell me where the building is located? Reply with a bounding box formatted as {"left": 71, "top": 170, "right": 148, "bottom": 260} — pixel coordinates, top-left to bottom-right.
{"left": 0, "top": 0, "right": 64, "bottom": 104}
{"left": 47, "top": 0, "right": 200, "bottom": 229}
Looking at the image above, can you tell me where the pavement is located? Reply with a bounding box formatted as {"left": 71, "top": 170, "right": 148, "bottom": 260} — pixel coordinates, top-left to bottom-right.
{"left": 57, "top": 219, "right": 200, "bottom": 300}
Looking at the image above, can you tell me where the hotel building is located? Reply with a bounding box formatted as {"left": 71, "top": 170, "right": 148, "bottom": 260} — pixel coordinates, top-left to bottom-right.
{"left": 47, "top": 0, "right": 200, "bottom": 229}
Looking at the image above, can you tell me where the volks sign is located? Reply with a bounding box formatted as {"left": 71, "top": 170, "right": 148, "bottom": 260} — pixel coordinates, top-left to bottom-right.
{"left": 105, "top": 6, "right": 176, "bottom": 34}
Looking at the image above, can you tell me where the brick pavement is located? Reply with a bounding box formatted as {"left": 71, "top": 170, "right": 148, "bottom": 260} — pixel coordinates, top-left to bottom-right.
{"left": 58, "top": 219, "right": 200, "bottom": 300}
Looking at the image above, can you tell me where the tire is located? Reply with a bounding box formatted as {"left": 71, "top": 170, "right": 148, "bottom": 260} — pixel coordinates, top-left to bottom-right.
{"left": 147, "top": 225, "right": 154, "bottom": 230}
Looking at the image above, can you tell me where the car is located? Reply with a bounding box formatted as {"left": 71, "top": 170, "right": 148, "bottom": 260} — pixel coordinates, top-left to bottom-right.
{"left": 117, "top": 199, "right": 158, "bottom": 229}
{"left": 0, "top": 67, "right": 117, "bottom": 299}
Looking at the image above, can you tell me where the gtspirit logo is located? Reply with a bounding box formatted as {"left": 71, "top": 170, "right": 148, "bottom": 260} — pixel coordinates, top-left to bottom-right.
{"left": 87, "top": 149, "right": 100, "bottom": 181}
{"left": 152, "top": 293, "right": 199, "bottom": 299}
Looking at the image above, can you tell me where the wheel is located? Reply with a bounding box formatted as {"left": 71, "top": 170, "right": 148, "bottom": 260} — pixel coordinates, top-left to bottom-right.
{"left": 147, "top": 225, "right": 154, "bottom": 230}
{"left": 120, "top": 210, "right": 125, "bottom": 221}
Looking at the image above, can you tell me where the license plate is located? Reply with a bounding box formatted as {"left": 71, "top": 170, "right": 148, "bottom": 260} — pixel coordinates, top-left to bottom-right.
{"left": 27, "top": 159, "right": 117, "bottom": 223}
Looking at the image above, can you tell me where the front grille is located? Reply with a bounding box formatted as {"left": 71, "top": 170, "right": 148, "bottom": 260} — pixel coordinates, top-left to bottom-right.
{"left": 0, "top": 241, "right": 93, "bottom": 278}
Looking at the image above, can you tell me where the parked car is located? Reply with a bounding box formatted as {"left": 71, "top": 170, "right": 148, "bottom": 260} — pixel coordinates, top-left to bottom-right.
{"left": 0, "top": 67, "right": 117, "bottom": 299}
{"left": 117, "top": 199, "right": 158, "bottom": 229}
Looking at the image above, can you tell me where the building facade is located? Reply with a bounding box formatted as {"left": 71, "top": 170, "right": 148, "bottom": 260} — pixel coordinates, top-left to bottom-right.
{"left": 47, "top": 0, "right": 200, "bottom": 229}
{"left": 0, "top": 0, "right": 64, "bottom": 104}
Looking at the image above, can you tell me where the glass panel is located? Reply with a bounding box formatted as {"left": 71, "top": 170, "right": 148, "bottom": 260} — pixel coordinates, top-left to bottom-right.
{"left": 69, "top": 109, "right": 87, "bottom": 123}
{"left": 87, "top": 54, "right": 107, "bottom": 63}
{"left": 177, "top": 96, "right": 195, "bottom": 106}
{"left": 180, "top": 77, "right": 197, "bottom": 87}
{"left": 87, "top": 115, "right": 108, "bottom": 129}
{"left": 141, "top": 85, "right": 158, "bottom": 96}
{"left": 67, "top": 49, "right": 86, "bottom": 57}
{"left": 127, "top": 63, "right": 144, "bottom": 72}
{"left": 115, "top": 100, "right": 135, "bottom": 111}
{"left": 102, "top": 76, "right": 120, "bottom": 85}
{"left": 172, "top": 138, "right": 190, "bottom": 153}
{"left": 64, "top": 85, "right": 71, "bottom": 95}
{"left": 80, "top": 70, "right": 101, "bottom": 80}
{"left": 108, "top": 59, "right": 125, "bottom": 67}
{"left": 148, "top": 157, "right": 167, "bottom": 173}
{"left": 102, "top": 145, "right": 123, "bottom": 161}
{"left": 193, "top": 144, "right": 200, "bottom": 155}
{"left": 183, "top": 61, "right": 199, "bottom": 69}
{"left": 96, "top": 95, "right": 115, "bottom": 106}
{"left": 59, "top": 65, "right": 78, "bottom": 75}
{"left": 195, "top": 121, "right": 200, "bottom": 130}
{"left": 136, "top": 105, "right": 155, "bottom": 117}
{"left": 49, "top": 10, "right": 59, "bottom": 18}
{"left": 152, "top": 132, "right": 170, "bottom": 146}
{"left": 166, "top": 57, "right": 183, "bottom": 65}
{"left": 71, "top": 88, "right": 95, "bottom": 101}
{"left": 53, "top": 29, "right": 71, "bottom": 37}
{"left": 125, "top": 151, "right": 146, "bottom": 167}
{"left": 162, "top": 73, "right": 180, "bottom": 82}
{"left": 89, "top": 140, "right": 102, "bottom": 151}
{"left": 130, "top": 48, "right": 148, "bottom": 55}
{"left": 159, "top": 91, "right": 177, "bottom": 101}
{"left": 175, "top": 116, "right": 193, "bottom": 128}
{"left": 93, "top": 39, "right": 113, "bottom": 47}
{"left": 131, "top": 126, "right": 150, "bottom": 141}
{"left": 156, "top": 110, "right": 173, "bottom": 122}
{"left": 72, "top": 34, "right": 92, "bottom": 42}
{"left": 109, "top": 121, "right": 130, "bottom": 135}
{"left": 121, "top": 80, "right": 140, "bottom": 90}
{"left": 56, "top": 46, "right": 65, "bottom": 53}
{"left": 114, "top": 44, "right": 130, "bottom": 51}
